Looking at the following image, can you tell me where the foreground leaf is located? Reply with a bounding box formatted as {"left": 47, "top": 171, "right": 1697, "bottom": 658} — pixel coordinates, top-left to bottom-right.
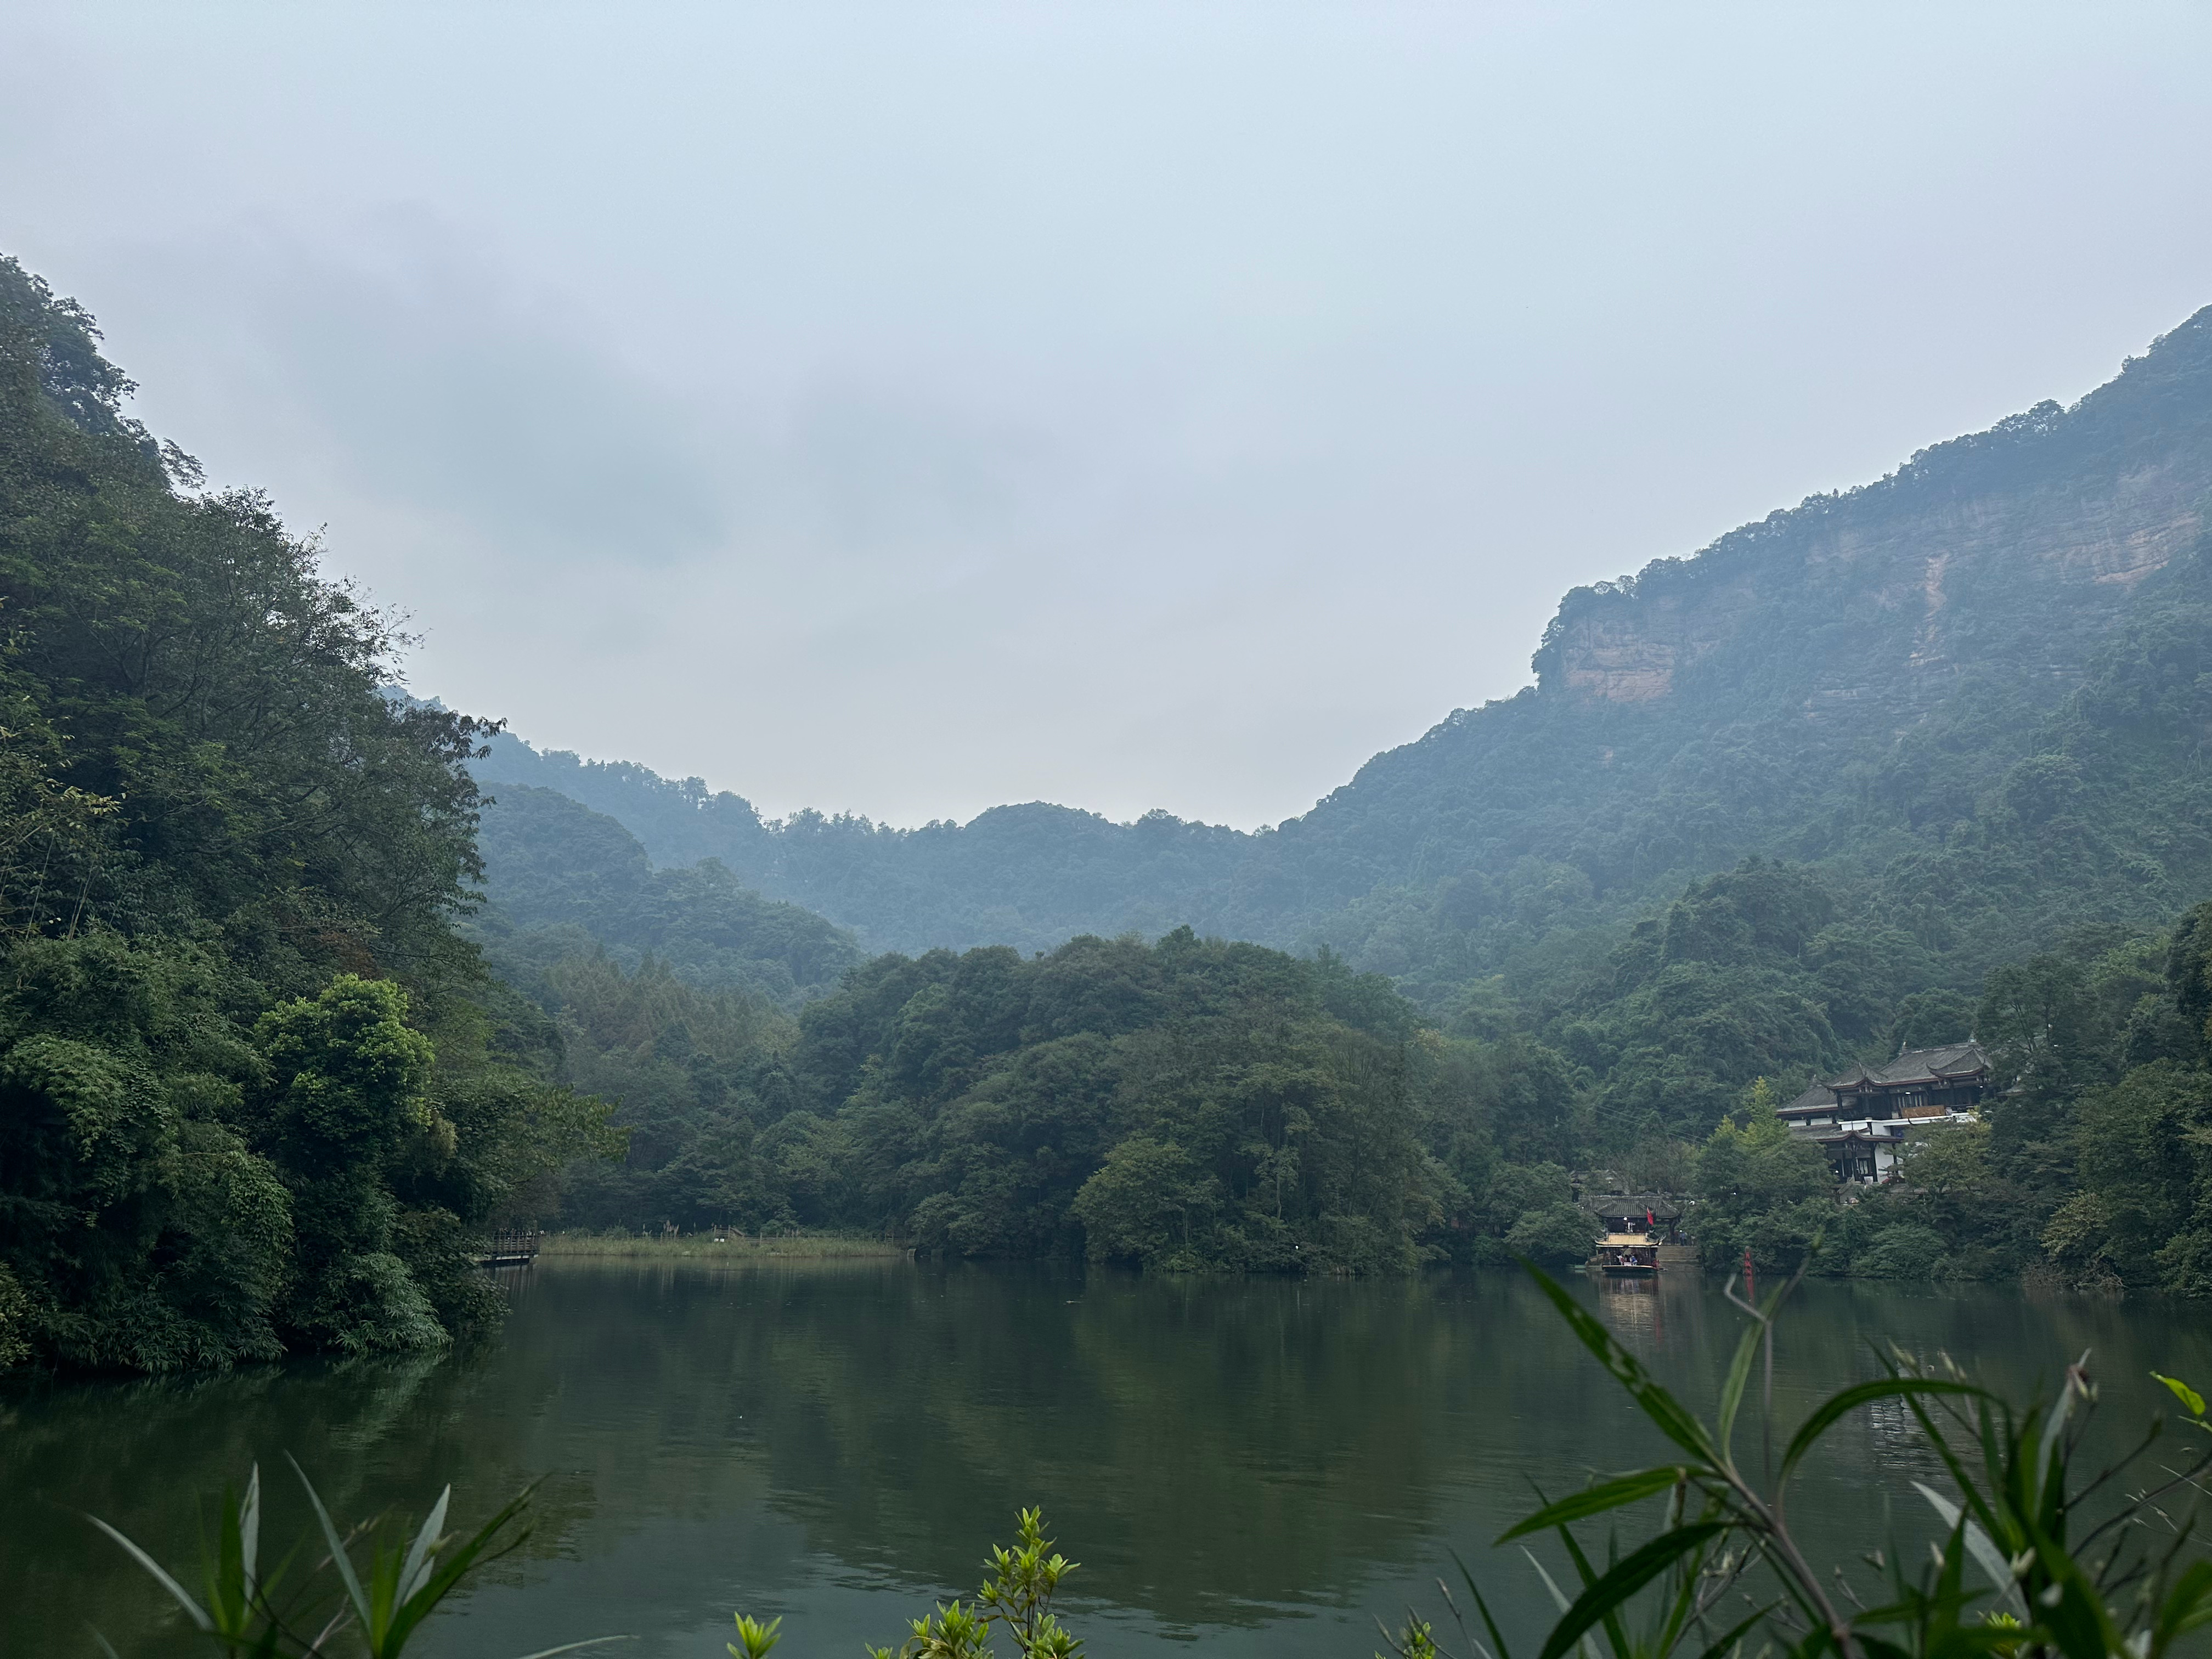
{"left": 1532, "top": 1523, "right": 1728, "bottom": 1659}
{"left": 1497, "top": 1470, "right": 1687, "bottom": 1544}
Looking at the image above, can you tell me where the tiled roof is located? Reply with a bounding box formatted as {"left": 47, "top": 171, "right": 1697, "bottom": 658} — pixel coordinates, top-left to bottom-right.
{"left": 1579, "top": 1192, "right": 1683, "bottom": 1220}
{"left": 1822, "top": 1041, "right": 1989, "bottom": 1091}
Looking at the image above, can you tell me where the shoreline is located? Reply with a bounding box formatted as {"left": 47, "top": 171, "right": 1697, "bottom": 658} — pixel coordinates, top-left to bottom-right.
{"left": 533, "top": 1232, "right": 911, "bottom": 1262}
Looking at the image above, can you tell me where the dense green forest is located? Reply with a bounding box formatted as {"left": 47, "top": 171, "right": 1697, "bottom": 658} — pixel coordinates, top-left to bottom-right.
{"left": 515, "top": 856, "right": 2212, "bottom": 1294}
{"left": 1682, "top": 894, "right": 2212, "bottom": 1291}
{"left": 535, "top": 924, "right": 1615, "bottom": 1275}
{"left": 471, "top": 782, "right": 861, "bottom": 1006}
{"left": 478, "top": 650, "right": 2211, "bottom": 1289}
{"left": 478, "top": 502, "right": 2212, "bottom": 1288}
{"left": 0, "top": 257, "right": 616, "bottom": 1372}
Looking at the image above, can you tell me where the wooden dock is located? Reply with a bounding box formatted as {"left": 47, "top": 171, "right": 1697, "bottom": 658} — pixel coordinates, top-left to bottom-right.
{"left": 476, "top": 1230, "right": 543, "bottom": 1268}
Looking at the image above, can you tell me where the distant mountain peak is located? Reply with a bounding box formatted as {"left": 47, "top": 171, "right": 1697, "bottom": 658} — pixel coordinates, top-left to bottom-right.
{"left": 1532, "top": 302, "right": 2210, "bottom": 710}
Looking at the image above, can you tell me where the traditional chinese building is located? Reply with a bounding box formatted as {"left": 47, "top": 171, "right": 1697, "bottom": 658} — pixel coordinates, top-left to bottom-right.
{"left": 1578, "top": 1193, "right": 1685, "bottom": 1245}
{"left": 1775, "top": 1041, "right": 1990, "bottom": 1184}
{"left": 1574, "top": 1193, "right": 1699, "bottom": 1271}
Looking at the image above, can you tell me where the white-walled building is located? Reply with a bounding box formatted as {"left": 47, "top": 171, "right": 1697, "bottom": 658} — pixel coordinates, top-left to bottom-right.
{"left": 1776, "top": 1042, "right": 1990, "bottom": 1183}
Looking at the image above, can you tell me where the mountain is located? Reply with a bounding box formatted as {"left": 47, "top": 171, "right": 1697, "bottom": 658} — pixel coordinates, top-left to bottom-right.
{"left": 471, "top": 737, "right": 1254, "bottom": 960}
{"left": 0, "top": 253, "right": 616, "bottom": 1373}
{"left": 8, "top": 239, "right": 2208, "bottom": 1326}
{"left": 475, "top": 304, "right": 2212, "bottom": 1006}
{"left": 470, "top": 783, "right": 862, "bottom": 1005}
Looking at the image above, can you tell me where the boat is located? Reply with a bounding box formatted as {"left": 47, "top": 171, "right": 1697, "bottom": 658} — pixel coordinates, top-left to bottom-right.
{"left": 1592, "top": 1232, "right": 1661, "bottom": 1276}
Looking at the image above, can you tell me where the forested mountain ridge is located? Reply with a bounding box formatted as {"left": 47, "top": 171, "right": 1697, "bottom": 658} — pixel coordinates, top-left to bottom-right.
{"left": 0, "top": 255, "right": 616, "bottom": 1372}
{"left": 475, "top": 304, "right": 2212, "bottom": 1000}
{"left": 471, "top": 735, "right": 1254, "bottom": 961}
{"left": 470, "top": 784, "right": 861, "bottom": 1006}
{"left": 1282, "top": 304, "right": 2211, "bottom": 997}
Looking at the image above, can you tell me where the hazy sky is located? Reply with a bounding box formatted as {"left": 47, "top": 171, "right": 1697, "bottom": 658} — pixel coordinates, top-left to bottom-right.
{"left": 3, "top": 3, "right": 2208, "bottom": 828}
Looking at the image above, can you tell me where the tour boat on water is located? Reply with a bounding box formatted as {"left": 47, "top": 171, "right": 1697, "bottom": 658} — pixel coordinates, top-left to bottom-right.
{"left": 1592, "top": 1233, "right": 1661, "bottom": 1276}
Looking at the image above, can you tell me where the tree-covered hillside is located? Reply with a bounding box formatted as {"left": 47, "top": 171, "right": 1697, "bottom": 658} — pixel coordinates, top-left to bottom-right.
{"left": 1684, "top": 894, "right": 2212, "bottom": 1296}
{"left": 545, "top": 926, "right": 1610, "bottom": 1276}
{"left": 0, "top": 256, "right": 616, "bottom": 1372}
{"left": 475, "top": 305, "right": 2212, "bottom": 1012}
{"left": 471, "top": 783, "right": 861, "bottom": 1005}
{"left": 472, "top": 735, "right": 1251, "bottom": 960}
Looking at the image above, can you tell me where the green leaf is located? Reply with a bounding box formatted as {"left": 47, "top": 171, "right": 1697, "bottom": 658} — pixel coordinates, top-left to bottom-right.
{"left": 238, "top": 1463, "right": 261, "bottom": 1603}
{"left": 287, "top": 1455, "right": 373, "bottom": 1630}
{"left": 1553, "top": 1525, "right": 1631, "bottom": 1659}
{"left": 1899, "top": 1391, "right": 2012, "bottom": 1553}
{"left": 2031, "top": 1382, "right": 2076, "bottom": 1525}
{"left": 731, "top": 1612, "right": 785, "bottom": 1659}
{"left": 1532, "top": 1523, "right": 1728, "bottom": 1659}
{"left": 1497, "top": 1470, "right": 1686, "bottom": 1543}
{"left": 379, "top": 1485, "right": 536, "bottom": 1653}
{"left": 2025, "top": 1535, "right": 2126, "bottom": 1659}
{"left": 87, "top": 1516, "right": 213, "bottom": 1632}
{"left": 396, "top": 1483, "right": 451, "bottom": 1606}
{"left": 1911, "top": 1482, "right": 2021, "bottom": 1614}
{"left": 1716, "top": 1314, "right": 1764, "bottom": 1459}
{"left": 1449, "top": 1550, "right": 1516, "bottom": 1659}
{"left": 1525, "top": 1549, "right": 1576, "bottom": 1616}
{"left": 2153, "top": 1559, "right": 2212, "bottom": 1655}
{"left": 2153, "top": 1372, "right": 2205, "bottom": 1418}
{"left": 1521, "top": 1550, "right": 1603, "bottom": 1659}
{"left": 1521, "top": 1263, "right": 1717, "bottom": 1464}
{"left": 1688, "top": 1602, "right": 1773, "bottom": 1659}
{"left": 1778, "top": 1379, "right": 1987, "bottom": 1486}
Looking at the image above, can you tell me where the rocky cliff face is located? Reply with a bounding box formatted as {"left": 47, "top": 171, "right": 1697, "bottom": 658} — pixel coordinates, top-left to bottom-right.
{"left": 1532, "top": 309, "right": 2210, "bottom": 716}
{"left": 1258, "top": 304, "right": 2212, "bottom": 992}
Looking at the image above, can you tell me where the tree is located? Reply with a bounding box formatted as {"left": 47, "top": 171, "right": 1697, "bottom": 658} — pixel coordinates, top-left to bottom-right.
{"left": 1504, "top": 1201, "right": 1600, "bottom": 1266}
{"left": 0, "top": 933, "right": 291, "bottom": 1369}
{"left": 0, "top": 255, "right": 623, "bottom": 1370}
{"left": 255, "top": 975, "right": 447, "bottom": 1352}
{"left": 1070, "top": 1137, "right": 1218, "bottom": 1270}
{"left": 1691, "top": 1112, "right": 1834, "bottom": 1271}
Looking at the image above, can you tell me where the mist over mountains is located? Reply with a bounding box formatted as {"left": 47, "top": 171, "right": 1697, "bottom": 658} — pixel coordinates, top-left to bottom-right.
{"left": 473, "top": 304, "right": 2212, "bottom": 1008}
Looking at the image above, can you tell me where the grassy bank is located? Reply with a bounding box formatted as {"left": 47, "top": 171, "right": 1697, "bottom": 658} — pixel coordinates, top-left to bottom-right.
{"left": 535, "top": 1231, "right": 909, "bottom": 1261}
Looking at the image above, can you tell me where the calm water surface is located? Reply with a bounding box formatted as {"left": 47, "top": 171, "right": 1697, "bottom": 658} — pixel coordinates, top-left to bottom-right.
{"left": 5, "top": 1261, "right": 2207, "bottom": 1658}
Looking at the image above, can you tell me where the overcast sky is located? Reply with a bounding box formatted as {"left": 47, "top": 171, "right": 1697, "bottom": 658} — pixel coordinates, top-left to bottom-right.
{"left": 3, "top": 3, "right": 2208, "bottom": 828}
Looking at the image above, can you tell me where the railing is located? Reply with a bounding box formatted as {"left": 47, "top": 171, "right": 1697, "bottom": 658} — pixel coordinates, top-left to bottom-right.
{"left": 476, "top": 1229, "right": 543, "bottom": 1267}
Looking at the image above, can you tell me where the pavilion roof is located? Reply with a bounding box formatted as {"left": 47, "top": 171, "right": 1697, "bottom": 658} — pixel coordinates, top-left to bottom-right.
{"left": 1821, "top": 1041, "right": 1990, "bottom": 1091}
{"left": 1580, "top": 1192, "right": 1683, "bottom": 1220}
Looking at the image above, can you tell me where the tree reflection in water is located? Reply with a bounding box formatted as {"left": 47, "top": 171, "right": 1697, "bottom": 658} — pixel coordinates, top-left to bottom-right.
{"left": 7, "top": 1261, "right": 2209, "bottom": 1659}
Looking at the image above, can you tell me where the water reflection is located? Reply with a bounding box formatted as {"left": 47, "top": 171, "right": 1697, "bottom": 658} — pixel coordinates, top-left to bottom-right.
{"left": 5, "top": 1263, "right": 2205, "bottom": 1659}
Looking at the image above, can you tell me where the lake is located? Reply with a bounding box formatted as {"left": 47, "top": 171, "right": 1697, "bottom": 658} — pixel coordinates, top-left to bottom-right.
{"left": 5, "top": 1260, "right": 2205, "bottom": 1658}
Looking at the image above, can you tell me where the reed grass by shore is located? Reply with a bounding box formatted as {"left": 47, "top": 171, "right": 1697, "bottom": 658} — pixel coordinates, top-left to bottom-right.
{"left": 536, "top": 1230, "right": 909, "bottom": 1261}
